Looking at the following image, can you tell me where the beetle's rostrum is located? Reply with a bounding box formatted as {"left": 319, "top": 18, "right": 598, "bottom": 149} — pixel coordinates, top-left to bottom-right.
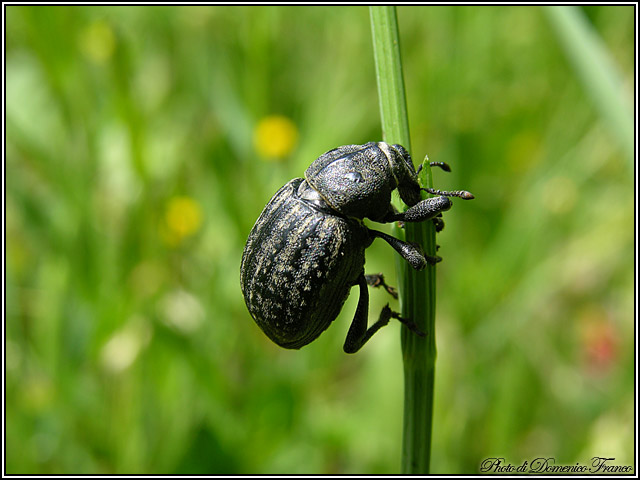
{"left": 240, "top": 142, "right": 473, "bottom": 354}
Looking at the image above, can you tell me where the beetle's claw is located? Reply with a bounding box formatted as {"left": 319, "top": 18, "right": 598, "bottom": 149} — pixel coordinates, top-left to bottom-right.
{"left": 365, "top": 273, "right": 398, "bottom": 299}
{"left": 432, "top": 217, "right": 445, "bottom": 233}
{"left": 390, "top": 311, "right": 427, "bottom": 337}
{"left": 426, "top": 255, "right": 442, "bottom": 265}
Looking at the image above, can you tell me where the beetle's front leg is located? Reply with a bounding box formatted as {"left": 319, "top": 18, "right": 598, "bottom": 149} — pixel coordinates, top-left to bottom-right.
{"left": 369, "top": 229, "right": 441, "bottom": 270}
{"left": 383, "top": 196, "right": 452, "bottom": 223}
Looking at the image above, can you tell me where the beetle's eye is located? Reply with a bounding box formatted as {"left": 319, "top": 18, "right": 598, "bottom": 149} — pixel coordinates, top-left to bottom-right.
{"left": 345, "top": 172, "right": 364, "bottom": 183}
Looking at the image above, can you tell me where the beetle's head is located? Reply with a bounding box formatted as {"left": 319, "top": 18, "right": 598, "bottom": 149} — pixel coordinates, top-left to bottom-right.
{"left": 379, "top": 142, "right": 422, "bottom": 207}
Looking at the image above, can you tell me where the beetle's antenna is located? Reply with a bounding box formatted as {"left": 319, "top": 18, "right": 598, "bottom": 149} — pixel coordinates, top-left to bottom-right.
{"left": 421, "top": 187, "right": 475, "bottom": 200}
{"left": 428, "top": 161, "right": 451, "bottom": 172}
{"left": 416, "top": 160, "right": 451, "bottom": 175}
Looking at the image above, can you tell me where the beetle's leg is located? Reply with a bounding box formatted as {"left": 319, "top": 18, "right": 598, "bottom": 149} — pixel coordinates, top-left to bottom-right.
{"left": 344, "top": 275, "right": 422, "bottom": 353}
{"left": 370, "top": 229, "right": 441, "bottom": 269}
{"left": 383, "top": 196, "right": 452, "bottom": 224}
{"left": 344, "top": 274, "right": 389, "bottom": 354}
{"left": 390, "top": 310, "right": 426, "bottom": 337}
{"left": 365, "top": 273, "right": 398, "bottom": 299}
{"left": 432, "top": 215, "right": 445, "bottom": 232}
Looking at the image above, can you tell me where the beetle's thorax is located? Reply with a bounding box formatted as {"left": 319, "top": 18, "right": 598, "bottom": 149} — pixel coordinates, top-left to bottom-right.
{"left": 304, "top": 142, "right": 406, "bottom": 221}
{"left": 296, "top": 179, "right": 341, "bottom": 216}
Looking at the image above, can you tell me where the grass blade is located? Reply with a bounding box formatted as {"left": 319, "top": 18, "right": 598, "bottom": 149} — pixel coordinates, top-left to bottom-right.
{"left": 544, "top": 6, "right": 634, "bottom": 165}
{"left": 370, "top": 6, "right": 437, "bottom": 474}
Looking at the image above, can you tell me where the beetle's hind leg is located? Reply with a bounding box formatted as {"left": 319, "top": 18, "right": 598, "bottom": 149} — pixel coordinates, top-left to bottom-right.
{"left": 365, "top": 273, "right": 398, "bottom": 299}
{"left": 344, "top": 274, "right": 385, "bottom": 354}
{"left": 389, "top": 310, "right": 426, "bottom": 338}
{"left": 344, "top": 274, "right": 424, "bottom": 354}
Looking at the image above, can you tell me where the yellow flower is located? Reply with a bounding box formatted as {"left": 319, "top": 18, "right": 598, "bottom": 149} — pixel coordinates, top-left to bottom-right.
{"left": 253, "top": 115, "right": 299, "bottom": 160}
{"left": 162, "top": 196, "right": 203, "bottom": 246}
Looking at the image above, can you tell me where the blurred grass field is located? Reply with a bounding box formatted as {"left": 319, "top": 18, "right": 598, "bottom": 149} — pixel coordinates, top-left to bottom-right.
{"left": 5, "top": 5, "right": 635, "bottom": 474}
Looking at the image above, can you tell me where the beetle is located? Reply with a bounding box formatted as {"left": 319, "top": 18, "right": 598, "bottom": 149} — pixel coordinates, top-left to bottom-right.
{"left": 240, "top": 142, "right": 473, "bottom": 354}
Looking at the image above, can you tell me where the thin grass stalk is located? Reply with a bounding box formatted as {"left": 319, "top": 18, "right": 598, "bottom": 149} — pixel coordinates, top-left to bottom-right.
{"left": 543, "top": 6, "right": 634, "bottom": 165}
{"left": 370, "top": 6, "right": 437, "bottom": 474}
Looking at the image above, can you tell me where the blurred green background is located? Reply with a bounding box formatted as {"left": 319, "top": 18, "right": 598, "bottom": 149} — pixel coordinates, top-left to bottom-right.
{"left": 5, "top": 5, "right": 635, "bottom": 474}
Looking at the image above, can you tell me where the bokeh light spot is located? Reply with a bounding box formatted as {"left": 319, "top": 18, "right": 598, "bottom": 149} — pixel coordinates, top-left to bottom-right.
{"left": 162, "top": 196, "right": 203, "bottom": 246}
{"left": 253, "top": 115, "right": 299, "bottom": 160}
{"left": 542, "top": 175, "right": 578, "bottom": 214}
{"left": 100, "top": 318, "right": 152, "bottom": 374}
{"left": 79, "top": 20, "right": 115, "bottom": 64}
{"left": 505, "top": 131, "right": 543, "bottom": 173}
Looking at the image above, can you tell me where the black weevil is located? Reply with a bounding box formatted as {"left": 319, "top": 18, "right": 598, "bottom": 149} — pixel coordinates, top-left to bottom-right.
{"left": 240, "top": 142, "right": 473, "bottom": 353}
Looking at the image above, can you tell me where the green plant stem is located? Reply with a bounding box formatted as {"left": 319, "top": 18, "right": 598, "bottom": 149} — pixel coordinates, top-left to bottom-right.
{"left": 370, "top": 6, "right": 437, "bottom": 474}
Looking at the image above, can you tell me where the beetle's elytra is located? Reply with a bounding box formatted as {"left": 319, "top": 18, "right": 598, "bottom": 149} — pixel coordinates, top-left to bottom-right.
{"left": 240, "top": 142, "right": 473, "bottom": 354}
